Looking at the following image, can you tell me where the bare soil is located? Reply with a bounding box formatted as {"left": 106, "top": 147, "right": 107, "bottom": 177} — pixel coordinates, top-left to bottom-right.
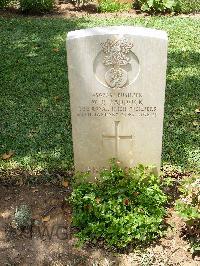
{"left": 0, "top": 184, "right": 199, "bottom": 265}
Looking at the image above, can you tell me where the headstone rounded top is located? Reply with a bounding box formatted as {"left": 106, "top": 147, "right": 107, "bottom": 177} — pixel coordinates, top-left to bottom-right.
{"left": 67, "top": 26, "right": 168, "bottom": 41}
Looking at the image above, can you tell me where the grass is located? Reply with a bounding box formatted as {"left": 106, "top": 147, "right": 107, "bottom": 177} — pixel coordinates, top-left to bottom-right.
{"left": 0, "top": 16, "right": 199, "bottom": 182}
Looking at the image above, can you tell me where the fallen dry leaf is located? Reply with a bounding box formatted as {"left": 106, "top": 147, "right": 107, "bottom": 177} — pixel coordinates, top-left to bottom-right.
{"left": 2, "top": 151, "right": 14, "bottom": 160}
{"left": 96, "top": 198, "right": 101, "bottom": 204}
{"left": 42, "top": 215, "right": 50, "bottom": 222}
{"left": 32, "top": 189, "right": 39, "bottom": 193}
{"left": 124, "top": 198, "right": 129, "bottom": 206}
{"left": 53, "top": 48, "right": 59, "bottom": 52}
{"left": 65, "top": 213, "right": 72, "bottom": 224}
{"left": 133, "top": 192, "right": 140, "bottom": 196}
{"left": 54, "top": 95, "right": 62, "bottom": 102}
{"left": 1, "top": 210, "right": 11, "bottom": 219}
{"left": 17, "top": 178, "right": 23, "bottom": 186}
{"left": 62, "top": 180, "right": 69, "bottom": 188}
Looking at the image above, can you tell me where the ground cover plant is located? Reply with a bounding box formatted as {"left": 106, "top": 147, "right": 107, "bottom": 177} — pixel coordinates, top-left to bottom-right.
{"left": 176, "top": 0, "right": 200, "bottom": 13}
{"left": 0, "top": 16, "right": 199, "bottom": 182}
{"left": 175, "top": 175, "right": 200, "bottom": 226}
{"left": 14, "top": 204, "right": 32, "bottom": 229}
{"left": 134, "top": 0, "right": 178, "bottom": 13}
{"left": 134, "top": 0, "right": 200, "bottom": 13}
{"left": 69, "top": 161, "right": 167, "bottom": 248}
{"left": 175, "top": 175, "right": 200, "bottom": 254}
{"left": 0, "top": 0, "right": 11, "bottom": 8}
{"left": 19, "top": 0, "right": 54, "bottom": 13}
{"left": 0, "top": 0, "right": 55, "bottom": 12}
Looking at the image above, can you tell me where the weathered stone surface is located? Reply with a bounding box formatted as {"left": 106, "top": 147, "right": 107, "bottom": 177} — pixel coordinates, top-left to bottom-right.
{"left": 67, "top": 26, "right": 168, "bottom": 172}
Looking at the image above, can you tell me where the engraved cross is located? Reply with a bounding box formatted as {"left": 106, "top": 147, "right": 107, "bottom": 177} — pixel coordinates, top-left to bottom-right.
{"left": 102, "top": 121, "right": 132, "bottom": 158}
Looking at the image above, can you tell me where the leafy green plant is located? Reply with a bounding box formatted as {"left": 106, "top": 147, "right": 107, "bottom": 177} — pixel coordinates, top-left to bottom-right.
{"left": 14, "top": 204, "right": 32, "bottom": 229}
{"left": 134, "top": 0, "right": 178, "bottom": 13}
{"left": 19, "top": 0, "right": 54, "bottom": 13}
{"left": 175, "top": 175, "right": 200, "bottom": 224}
{"left": 175, "top": 175, "right": 200, "bottom": 254}
{"left": 0, "top": 0, "right": 12, "bottom": 8}
{"left": 98, "top": 0, "right": 132, "bottom": 13}
{"left": 69, "top": 160, "right": 167, "bottom": 248}
{"left": 176, "top": 0, "right": 200, "bottom": 13}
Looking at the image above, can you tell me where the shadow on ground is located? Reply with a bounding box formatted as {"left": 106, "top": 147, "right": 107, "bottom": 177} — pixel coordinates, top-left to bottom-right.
{"left": 0, "top": 17, "right": 199, "bottom": 183}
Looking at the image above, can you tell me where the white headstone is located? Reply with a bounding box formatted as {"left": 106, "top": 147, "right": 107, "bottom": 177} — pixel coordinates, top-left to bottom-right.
{"left": 67, "top": 26, "right": 168, "bottom": 173}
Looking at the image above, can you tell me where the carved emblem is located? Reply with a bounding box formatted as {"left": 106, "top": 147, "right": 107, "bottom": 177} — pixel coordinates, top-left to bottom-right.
{"left": 101, "top": 39, "right": 134, "bottom": 89}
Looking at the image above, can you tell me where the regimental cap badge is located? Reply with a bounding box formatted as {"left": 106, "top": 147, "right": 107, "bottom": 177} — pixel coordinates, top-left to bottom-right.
{"left": 101, "top": 38, "right": 134, "bottom": 89}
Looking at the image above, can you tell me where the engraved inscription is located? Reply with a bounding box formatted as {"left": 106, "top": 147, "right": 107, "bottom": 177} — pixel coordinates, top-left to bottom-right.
{"left": 102, "top": 121, "right": 132, "bottom": 158}
{"left": 77, "top": 91, "right": 157, "bottom": 118}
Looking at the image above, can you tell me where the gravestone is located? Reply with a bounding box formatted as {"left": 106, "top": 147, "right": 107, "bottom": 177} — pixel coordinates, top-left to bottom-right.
{"left": 67, "top": 26, "right": 168, "bottom": 173}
